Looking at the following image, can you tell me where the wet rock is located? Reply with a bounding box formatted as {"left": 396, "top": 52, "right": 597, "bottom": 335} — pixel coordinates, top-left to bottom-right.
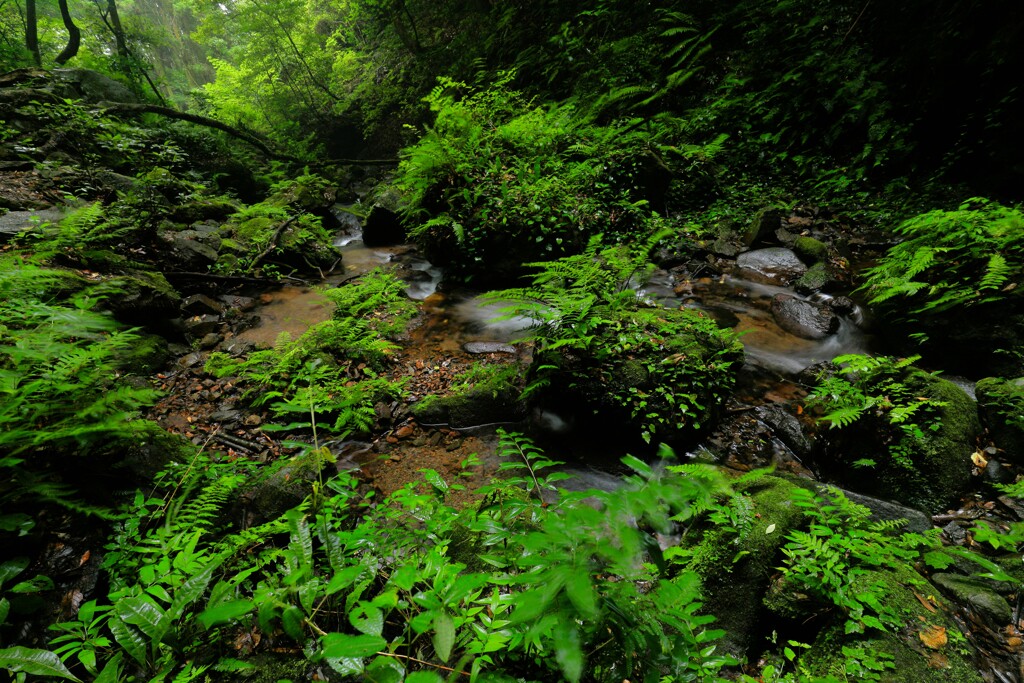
{"left": 463, "top": 341, "right": 517, "bottom": 355}
{"left": 770, "top": 294, "right": 839, "bottom": 339}
{"left": 832, "top": 488, "right": 934, "bottom": 534}
{"left": 165, "top": 231, "right": 220, "bottom": 269}
{"left": 792, "top": 235, "right": 828, "bottom": 262}
{"left": 362, "top": 187, "right": 407, "bottom": 246}
{"left": 199, "top": 333, "right": 221, "bottom": 349}
{"left": 218, "top": 294, "right": 257, "bottom": 312}
{"left": 184, "top": 314, "right": 221, "bottom": 337}
{"left": 754, "top": 404, "right": 813, "bottom": 457}
{"left": 101, "top": 271, "right": 181, "bottom": 325}
{"left": 932, "top": 573, "right": 1013, "bottom": 625}
{"left": 0, "top": 207, "right": 65, "bottom": 239}
{"left": 736, "top": 247, "right": 807, "bottom": 285}
{"left": 707, "top": 218, "right": 744, "bottom": 257}
{"left": 181, "top": 294, "right": 224, "bottom": 316}
{"left": 179, "top": 351, "right": 206, "bottom": 369}
{"left": 746, "top": 208, "right": 784, "bottom": 247}
{"left": 209, "top": 408, "right": 243, "bottom": 428}
{"left": 793, "top": 262, "right": 836, "bottom": 294}
{"left": 826, "top": 295, "right": 856, "bottom": 316}
{"left": 943, "top": 521, "right": 968, "bottom": 545}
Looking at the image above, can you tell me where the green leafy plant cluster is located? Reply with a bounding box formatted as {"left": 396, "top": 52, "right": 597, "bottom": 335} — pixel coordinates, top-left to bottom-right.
{"left": 805, "top": 354, "right": 945, "bottom": 470}
{"left": 487, "top": 238, "right": 741, "bottom": 443}
{"left": 217, "top": 173, "right": 338, "bottom": 278}
{"left": 398, "top": 75, "right": 679, "bottom": 281}
{"left": 205, "top": 270, "right": 414, "bottom": 440}
{"left": 16, "top": 431, "right": 743, "bottom": 683}
{"left": 0, "top": 255, "right": 161, "bottom": 517}
{"left": 860, "top": 198, "right": 1024, "bottom": 332}
{"left": 773, "top": 487, "right": 934, "bottom": 638}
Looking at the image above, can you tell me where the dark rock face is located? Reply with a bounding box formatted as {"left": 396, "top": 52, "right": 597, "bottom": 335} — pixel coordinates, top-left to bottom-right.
{"left": 362, "top": 187, "right": 408, "bottom": 246}
{"left": 736, "top": 247, "right": 807, "bottom": 285}
{"left": 819, "top": 369, "right": 981, "bottom": 513}
{"left": 975, "top": 376, "right": 1024, "bottom": 462}
{"left": 770, "top": 294, "right": 839, "bottom": 339}
{"left": 411, "top": 387, "right": 526, "bottom": 428}
{"left": 754, "top": 404, "right": 813, "bottom": 457}
{"left": 52, "top": 68, "right": 139, "bottom": 104}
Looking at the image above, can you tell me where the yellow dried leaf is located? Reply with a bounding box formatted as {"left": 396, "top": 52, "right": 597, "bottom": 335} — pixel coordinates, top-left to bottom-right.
{"left": 971, "top": 450, "right": 988, "bottom": 468}
{"left": 920, "top": 625, "right": 947, "bottom": 649}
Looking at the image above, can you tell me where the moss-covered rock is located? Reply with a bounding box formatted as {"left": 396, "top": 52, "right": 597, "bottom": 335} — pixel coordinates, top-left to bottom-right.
{"left": 412, "top": 363, "right": 527, "bottom": 428}
{"left": 695, "top": 474, "right": 807, "bottom": 657}
{"left": 799, "top": 569, "right": 983, "bottom": 682}
{"left": 794, "top": 261, "right": 833, "bottom": 294}
{"left": 544, "top": 307, "right": 742, "bottom": 446}
{"left": 975, "top": 376, "right": 1024, "bottom": 462}
{"left": 793, "top": 235, "right": 829, "bottom": 262}
{"left": 819, "top": 368, "right": 981, "bottom": 513}
{"left": 96, "top": 270, "right": 181, "bottom": 326}
{"left": 931, "top": 573, "right": 1013, "bottom": 625}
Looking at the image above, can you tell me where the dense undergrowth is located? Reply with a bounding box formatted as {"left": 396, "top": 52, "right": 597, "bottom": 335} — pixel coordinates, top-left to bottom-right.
{"left": 2, "top": 0, "right": 1024, "bottom": 681}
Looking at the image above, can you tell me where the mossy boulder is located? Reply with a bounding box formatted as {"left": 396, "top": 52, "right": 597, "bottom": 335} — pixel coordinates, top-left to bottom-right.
{"left": 820, "top": 369, "right": 981, "bottom": 513}
{"left": 412, "top": 364, "right": 527, "bottom": 428}
{"left": 96, "top": 270, "right": 181, "bottom": 327}
{"left": 975, "top": 376, "right": 1024, "bottom": 461}
{"left": 798, "top": 566, "right": 983, "bottom": 683}
{"left": 793, "top": 235, "right": 828, "bottom": 262}
{"left": 690, "top": 474, "right": 807, "bottom": 657}
{"left": 931, "top": 573, "right": 1013, "bottom": 625}
{"left": 241, "top": 447, "right": 333, "bottom": 524}
{"left": 794, "top": 261, "right": 835, "bottom": 294}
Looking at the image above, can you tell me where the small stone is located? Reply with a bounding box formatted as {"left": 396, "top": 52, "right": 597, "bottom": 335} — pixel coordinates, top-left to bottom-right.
{"left": 386, "top": 436, "right": 399, "bottom": 444}
{"left": 942, "top": 521, "right": 968, "bottom": 545}
{"left": 179, "top": 351, "right": 205, "bottom": 369}
{"left": 395, "top": 425, "right": 414, "bottom": 439}
{"left": 428, "top": 431, "right": 444, "bottom": 446}
{"left": 463, "top": 341, "right": 516, "bottom": 354}
{"left": 244, "top": 413, "right": 262, "bottom": 427}
{"left": 181, "top": 294, "right": 224, "bottom": 316}
{"left": 199, "top": 333, "right": 221, "bottom": 349}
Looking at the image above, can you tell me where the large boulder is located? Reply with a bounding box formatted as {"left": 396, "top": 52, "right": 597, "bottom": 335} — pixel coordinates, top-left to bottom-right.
{"left": 52, "top": 68, "right": 139, "bottom": 104}
{"left": 736, "top": 247, "right": 808, "bottom": 285}
{"left": 816, "top": 369, "right": 981, "bottom": 513}
{"left": 770, "top": 294, "right": 839, "bottom": 339}
{"left": 974, "top": 376, "right": 1024, "bottom": 462}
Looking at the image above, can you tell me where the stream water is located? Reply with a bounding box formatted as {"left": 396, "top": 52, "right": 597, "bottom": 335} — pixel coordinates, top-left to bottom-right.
{"left": 234, "top": 213, "right": 878, "bottom": 496}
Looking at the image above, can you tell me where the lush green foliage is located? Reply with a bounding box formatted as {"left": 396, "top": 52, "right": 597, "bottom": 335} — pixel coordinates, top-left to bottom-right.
{"left": 0, "top": 255, "right": 160, "bottom": 517}
{"left": 398, "top": 76, "right": 680, "bottom": 280}
{"left": 205, "top": 270, "right": 414, "bottom": 440}
{"left": 805, "top": 354, "right": 945, "bottom": 469}
{"left": 861, "top": 198, "right": 1024, "bottom": 330}
{"left": 486, "top": 238, "right": 741, "bottom": 442}
{"left": 25, "top": 432, "right": 744, "bottom": 683}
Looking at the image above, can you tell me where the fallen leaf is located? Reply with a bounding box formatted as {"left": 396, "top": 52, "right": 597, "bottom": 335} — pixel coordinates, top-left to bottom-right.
{"left": 1007, "top": 637, "right": 1022, "bottom": 648}
{"left": 926, "top": 651, "right": 950, "bottom": 669}
{"left": 765, "top": 523, "right": 776, "bottom": 534}
{"left": 971, "top": 450, "right": 989, "bottom": 468}
{"left": 913, "top": 591, "right": 938, "bottom": 613}
{"left": 920, "top": 625, "right": 947, "bottom": 649}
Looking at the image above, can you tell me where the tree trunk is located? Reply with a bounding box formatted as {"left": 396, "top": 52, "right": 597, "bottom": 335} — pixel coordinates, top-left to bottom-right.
{"left": 25, "top": 0, "right": 40, "bottom": 66}
{"left": 107, "top": 0, "right": 128, "bottom": 61}
{"left": 54, "top": 0, "right": 81, "bottom": 65}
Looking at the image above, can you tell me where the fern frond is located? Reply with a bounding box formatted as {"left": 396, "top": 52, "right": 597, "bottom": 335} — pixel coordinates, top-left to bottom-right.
{"left": 979, "top": 253, "right": 1011, "bottom": 290}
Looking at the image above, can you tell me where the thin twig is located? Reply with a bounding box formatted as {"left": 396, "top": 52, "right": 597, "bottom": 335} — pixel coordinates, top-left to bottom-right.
{"left": 374, "top": 652, "right": 470, "bottom": 677}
